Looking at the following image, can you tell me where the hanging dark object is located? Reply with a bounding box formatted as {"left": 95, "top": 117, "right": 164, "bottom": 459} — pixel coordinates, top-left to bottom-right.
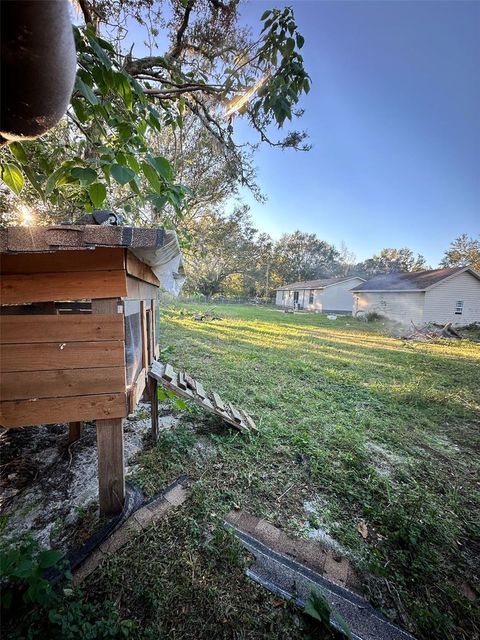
{"left": 0, "top": 0, "right": 76, "bottom": 142}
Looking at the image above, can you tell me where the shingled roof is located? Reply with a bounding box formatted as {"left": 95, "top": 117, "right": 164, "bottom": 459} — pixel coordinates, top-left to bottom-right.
{"left": 0, "top": 224, "right": 165, "bottom": 253}
{"left": 276, "top": 276, "right": 363, "bottom": 291}
{"left": 0, "top": 225, "right": 185, "bottom": 295}
{"left": 351, "top": 267, "right": 479, "bottom": 291}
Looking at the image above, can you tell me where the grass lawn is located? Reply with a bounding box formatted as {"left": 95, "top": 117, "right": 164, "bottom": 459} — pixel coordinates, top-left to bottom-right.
{"left": 89, "top": 304, "right": 479, "bottom": 639}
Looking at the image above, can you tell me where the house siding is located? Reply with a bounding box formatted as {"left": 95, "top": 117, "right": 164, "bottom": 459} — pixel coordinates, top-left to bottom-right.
{"left": 322, "top": 277, "right": 364, "bottom": 312}
{"left": 353, "top": 291, "right": 425, "bottom": 325}
{"left": 423, "top": 271, "right": 480, "bottom": 325}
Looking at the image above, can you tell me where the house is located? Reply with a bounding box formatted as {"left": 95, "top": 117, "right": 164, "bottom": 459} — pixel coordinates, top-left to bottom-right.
{"left": 275, "top": 276, "right": 366, "bottom": 313}
{"left": 0, "top": 223, "right": 184, "bottom": 515}
{"left": 351, "top": 266, "right": 480, "bottom": 325}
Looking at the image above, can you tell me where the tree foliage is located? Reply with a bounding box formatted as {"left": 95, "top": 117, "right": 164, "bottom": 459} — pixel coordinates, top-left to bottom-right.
{"left": 354, "top": 247, "right": 427, "bottom": 278}
{"left": 440, "top": 234, "right": 480, "bottom": 271}
{"left": 0, "top": 1, "right": 310, "bottom": 226}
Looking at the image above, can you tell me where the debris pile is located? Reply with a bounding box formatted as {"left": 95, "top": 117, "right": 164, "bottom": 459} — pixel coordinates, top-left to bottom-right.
{"left": 402, "top": 321, "right": 462, "bottom": 342}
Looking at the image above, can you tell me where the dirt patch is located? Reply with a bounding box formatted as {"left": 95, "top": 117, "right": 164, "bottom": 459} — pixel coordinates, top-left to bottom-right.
{"left": 0, "top": 404, "right": 170, "bottom": 551}
{"left": 365, "top": 442, "right": 406, "bottom": 478}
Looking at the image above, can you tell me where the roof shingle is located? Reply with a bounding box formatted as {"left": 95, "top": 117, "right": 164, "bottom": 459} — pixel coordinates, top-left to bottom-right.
{"left": 277, "top": 276, "right": 363, "bottom": 290}
{"left": 351, "top": 267, "right": 478, "bottom": 291}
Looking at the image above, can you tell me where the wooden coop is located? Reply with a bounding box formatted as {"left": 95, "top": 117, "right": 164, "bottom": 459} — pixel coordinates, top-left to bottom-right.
{"left": 0, "top": 225, "right": 184, "bottom": 515}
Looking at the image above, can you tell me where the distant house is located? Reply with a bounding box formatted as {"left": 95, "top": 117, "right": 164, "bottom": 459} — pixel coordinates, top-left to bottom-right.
{"left": 351, "top": 266, "right": 480, "bottom": 325}
{"left": 275, "top": 276, "right": 366, "bottom": 313}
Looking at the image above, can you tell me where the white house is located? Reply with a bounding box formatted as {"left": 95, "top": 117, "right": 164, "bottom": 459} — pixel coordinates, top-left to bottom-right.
{"left": 351, "top": 266, "right": 480, "bottom": 325}
{"left": 276, "top": 276, "right": 366, "bottom": 313}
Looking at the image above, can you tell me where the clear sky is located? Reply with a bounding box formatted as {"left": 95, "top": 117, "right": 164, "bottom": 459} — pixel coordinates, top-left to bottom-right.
{"left": 231, "top": 0, "right": 480, "bottom": 266}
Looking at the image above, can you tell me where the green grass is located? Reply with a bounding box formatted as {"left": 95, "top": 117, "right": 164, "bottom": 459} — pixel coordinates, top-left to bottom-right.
{"left": 89, "top": 304, "right": 480, "bottom": 639}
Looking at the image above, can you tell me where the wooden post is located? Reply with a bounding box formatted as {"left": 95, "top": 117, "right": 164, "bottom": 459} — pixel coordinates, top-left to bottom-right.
{"left": 96, "top": 417, "right": 125, "bottom": 515}
{"left": 92, "top": 297, "right": 125, "bottom": 515}
{"left": 149, "top": 374, "right": 158, "bottom": 443}
{"left": 68, "top": 421, "right": 82, "bottom": 443}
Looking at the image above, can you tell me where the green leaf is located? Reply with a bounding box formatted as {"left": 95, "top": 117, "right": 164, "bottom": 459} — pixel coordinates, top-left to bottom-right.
{"left": 111, "top": 163, "right": 135, "bottom": 185}
{"left": 149, "top": 156, "right": 173, "bottom": 181}
{"left": 23, "top": 166, "right": 44, "bottom": 199}
{"left": 71, "top": 167, "right": 97, "bottom": 185}
{"left": 75, "top": 76, "right": 99, "bottom": 105}
{"left": 71, "top": 98, "right": 89, "bottom": 123}
{"left": 9, "top": 142, "right": 28, "bottom": 164}
{"left": 45, "top": 166, "right": 67, "bottom": 197}
{"left": 296, "top": 34, "right": 305, "bottom": 49}
{"left": 89, "top": 182, "right": 107, "bottom": 207}
{"left": 141, "top": 162, "right": 162, "bottom": 194}
{"left": 0, "top": 163, "right": 24, "bottom": 195}
{"left": 261, "top": 10, "right": 271, "bottom": 20}
{"left": 174, "top": 398, "right": 187, "bottom": 410}
{"left": 86, "top": 32, "right": 112, "bottom": 68}
{"left": 113, "top": 72, "right": 133, "bottom": 110}
{"left": 37, "top": 549, "right": 63, "bottom": 569}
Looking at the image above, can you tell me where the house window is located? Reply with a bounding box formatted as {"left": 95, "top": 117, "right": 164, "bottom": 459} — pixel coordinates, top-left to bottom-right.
{"left": 309, "top": 290, "right": 314, "bottom": 304}
{"left": 455, "top": 300, "right": 464, "bottom": 315}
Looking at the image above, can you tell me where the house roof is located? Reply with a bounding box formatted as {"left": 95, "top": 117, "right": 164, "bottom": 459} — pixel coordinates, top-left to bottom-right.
{"left": 351, "top": 267, "right": 480, "bottom": 292}
{"left": 276, "top": 276, "right": 364, "bottom": 291}
{"left": 0, "top": 225, "right": 185, "bottom": 295}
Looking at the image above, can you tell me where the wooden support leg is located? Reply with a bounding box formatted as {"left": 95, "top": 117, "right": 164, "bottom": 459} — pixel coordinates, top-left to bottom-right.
{"left": 149, "top": 375, "right": 158, "bottom": 443}
{"left": 68, "top": 421, "right": 82, "bottom": 443}
{"left": 96, "top": 418, "right": 125, "bottom": 516}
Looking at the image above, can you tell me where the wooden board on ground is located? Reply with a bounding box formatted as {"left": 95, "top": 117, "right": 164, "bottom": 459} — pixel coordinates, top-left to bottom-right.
{"left": 149, "top": 361, "right": 256, "bottom": 434}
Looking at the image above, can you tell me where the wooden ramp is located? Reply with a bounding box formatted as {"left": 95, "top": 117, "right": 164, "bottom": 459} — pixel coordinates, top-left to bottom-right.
{"left": 148, "top": 361, "right": 257, "bottom": 436}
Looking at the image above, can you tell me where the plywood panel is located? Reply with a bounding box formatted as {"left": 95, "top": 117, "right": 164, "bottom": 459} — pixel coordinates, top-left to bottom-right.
{"left": 0, "top": 315, "right": 124, "bottom": 344}
{"left": 0, "top": 248, "right": 125, "bottom": 275}
{"left": 125, "top": 276, "right": 158, "bottom": 301}
{"left": 126, "top": 251, "right": 159, "bottom": 286}
{"left": 1, "top": 341, "right": 124, "bottom": 372}
{"left": 1, "top": 367, "right": 126, "bottom": 401}
{"left": 0, "top": 393, "right": 127, "bottom": 428}
{"left": 1, "top": 270, "right": 127, "bottom": 305}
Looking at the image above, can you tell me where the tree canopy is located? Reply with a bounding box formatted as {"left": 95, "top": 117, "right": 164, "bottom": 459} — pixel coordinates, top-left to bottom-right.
{"left": 0, "top": 0, "right": 310, "bottom": 226}
{"left": 440, "top": 234, "right": 480, "bottom": 271}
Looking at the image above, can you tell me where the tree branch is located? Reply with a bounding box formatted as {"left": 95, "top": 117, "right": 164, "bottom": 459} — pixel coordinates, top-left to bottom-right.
{"left": 168, "top": 0, "right": 195, "bottom": 60}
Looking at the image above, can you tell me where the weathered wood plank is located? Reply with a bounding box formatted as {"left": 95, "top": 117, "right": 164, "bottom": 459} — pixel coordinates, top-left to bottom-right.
{"left": 163, "top": 363, "right": 175, "bottom": 381}
{"left": 1, "top": 270, "right": 127, "bottom": 305}
{"left": 1, "top": 341, "right": 125, "bottom": 372}
{"left": 0, "top": 247, "right": 125, "bottom": 275}
{"left": 96, "top": 418, "right": 125, "bottom": 515}
{"left": 195, "top": 382, "right": 206, "bottom": 399}
{"left": 184, "top": 374, "right": 196, "bottom": 391}
{"left": 69, "top": 421, "right": 83, "bottom": 443}
{"left": 0, "top": 393, "right": 127, "bottom": 428}
{"left": 240, "top": 410, "right": 258, "bottom": 432}
{"left": 125, "top": 276, "right": 159, "bottom": 301}
{"left": 212, "top": 392, "right": 226, "bottom": 412}
{"left": 177, "top": 371, "right": 187, "bottom": 390}
{"left": 229, "top": 403, "right": 243, "bottom": 424}
{"left": 129, "top": 368, "right": 146, "bottom": 413}
{"left": 0, "top": 314, "right": 124, "bottom": 344}
{"left": 149, "top": 375, "right": 158, "bottom": 442}
{"left": 126, "top": 251, "right": 160, "bottom": 286}
{"left": 140, "top": 301, "right": 148, "bottom": 369}
{"left": 148, "top": 364, "right": 251, "bottom": 434}
{"left": 0, "top": 367, "right": 126, "bottom": 401}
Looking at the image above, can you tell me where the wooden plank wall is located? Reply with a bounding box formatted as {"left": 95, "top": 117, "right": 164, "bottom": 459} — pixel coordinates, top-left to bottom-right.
{"left": 0, "top": 314, "right": 127, "bottom": 428}
{"left": 0, "top": 248, "right": 127, "bottom": 304}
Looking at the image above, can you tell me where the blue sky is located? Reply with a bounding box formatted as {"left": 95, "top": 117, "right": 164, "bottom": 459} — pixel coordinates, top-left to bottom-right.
{"left": 230, "top": 0, "right": 480, "bottom": 265}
